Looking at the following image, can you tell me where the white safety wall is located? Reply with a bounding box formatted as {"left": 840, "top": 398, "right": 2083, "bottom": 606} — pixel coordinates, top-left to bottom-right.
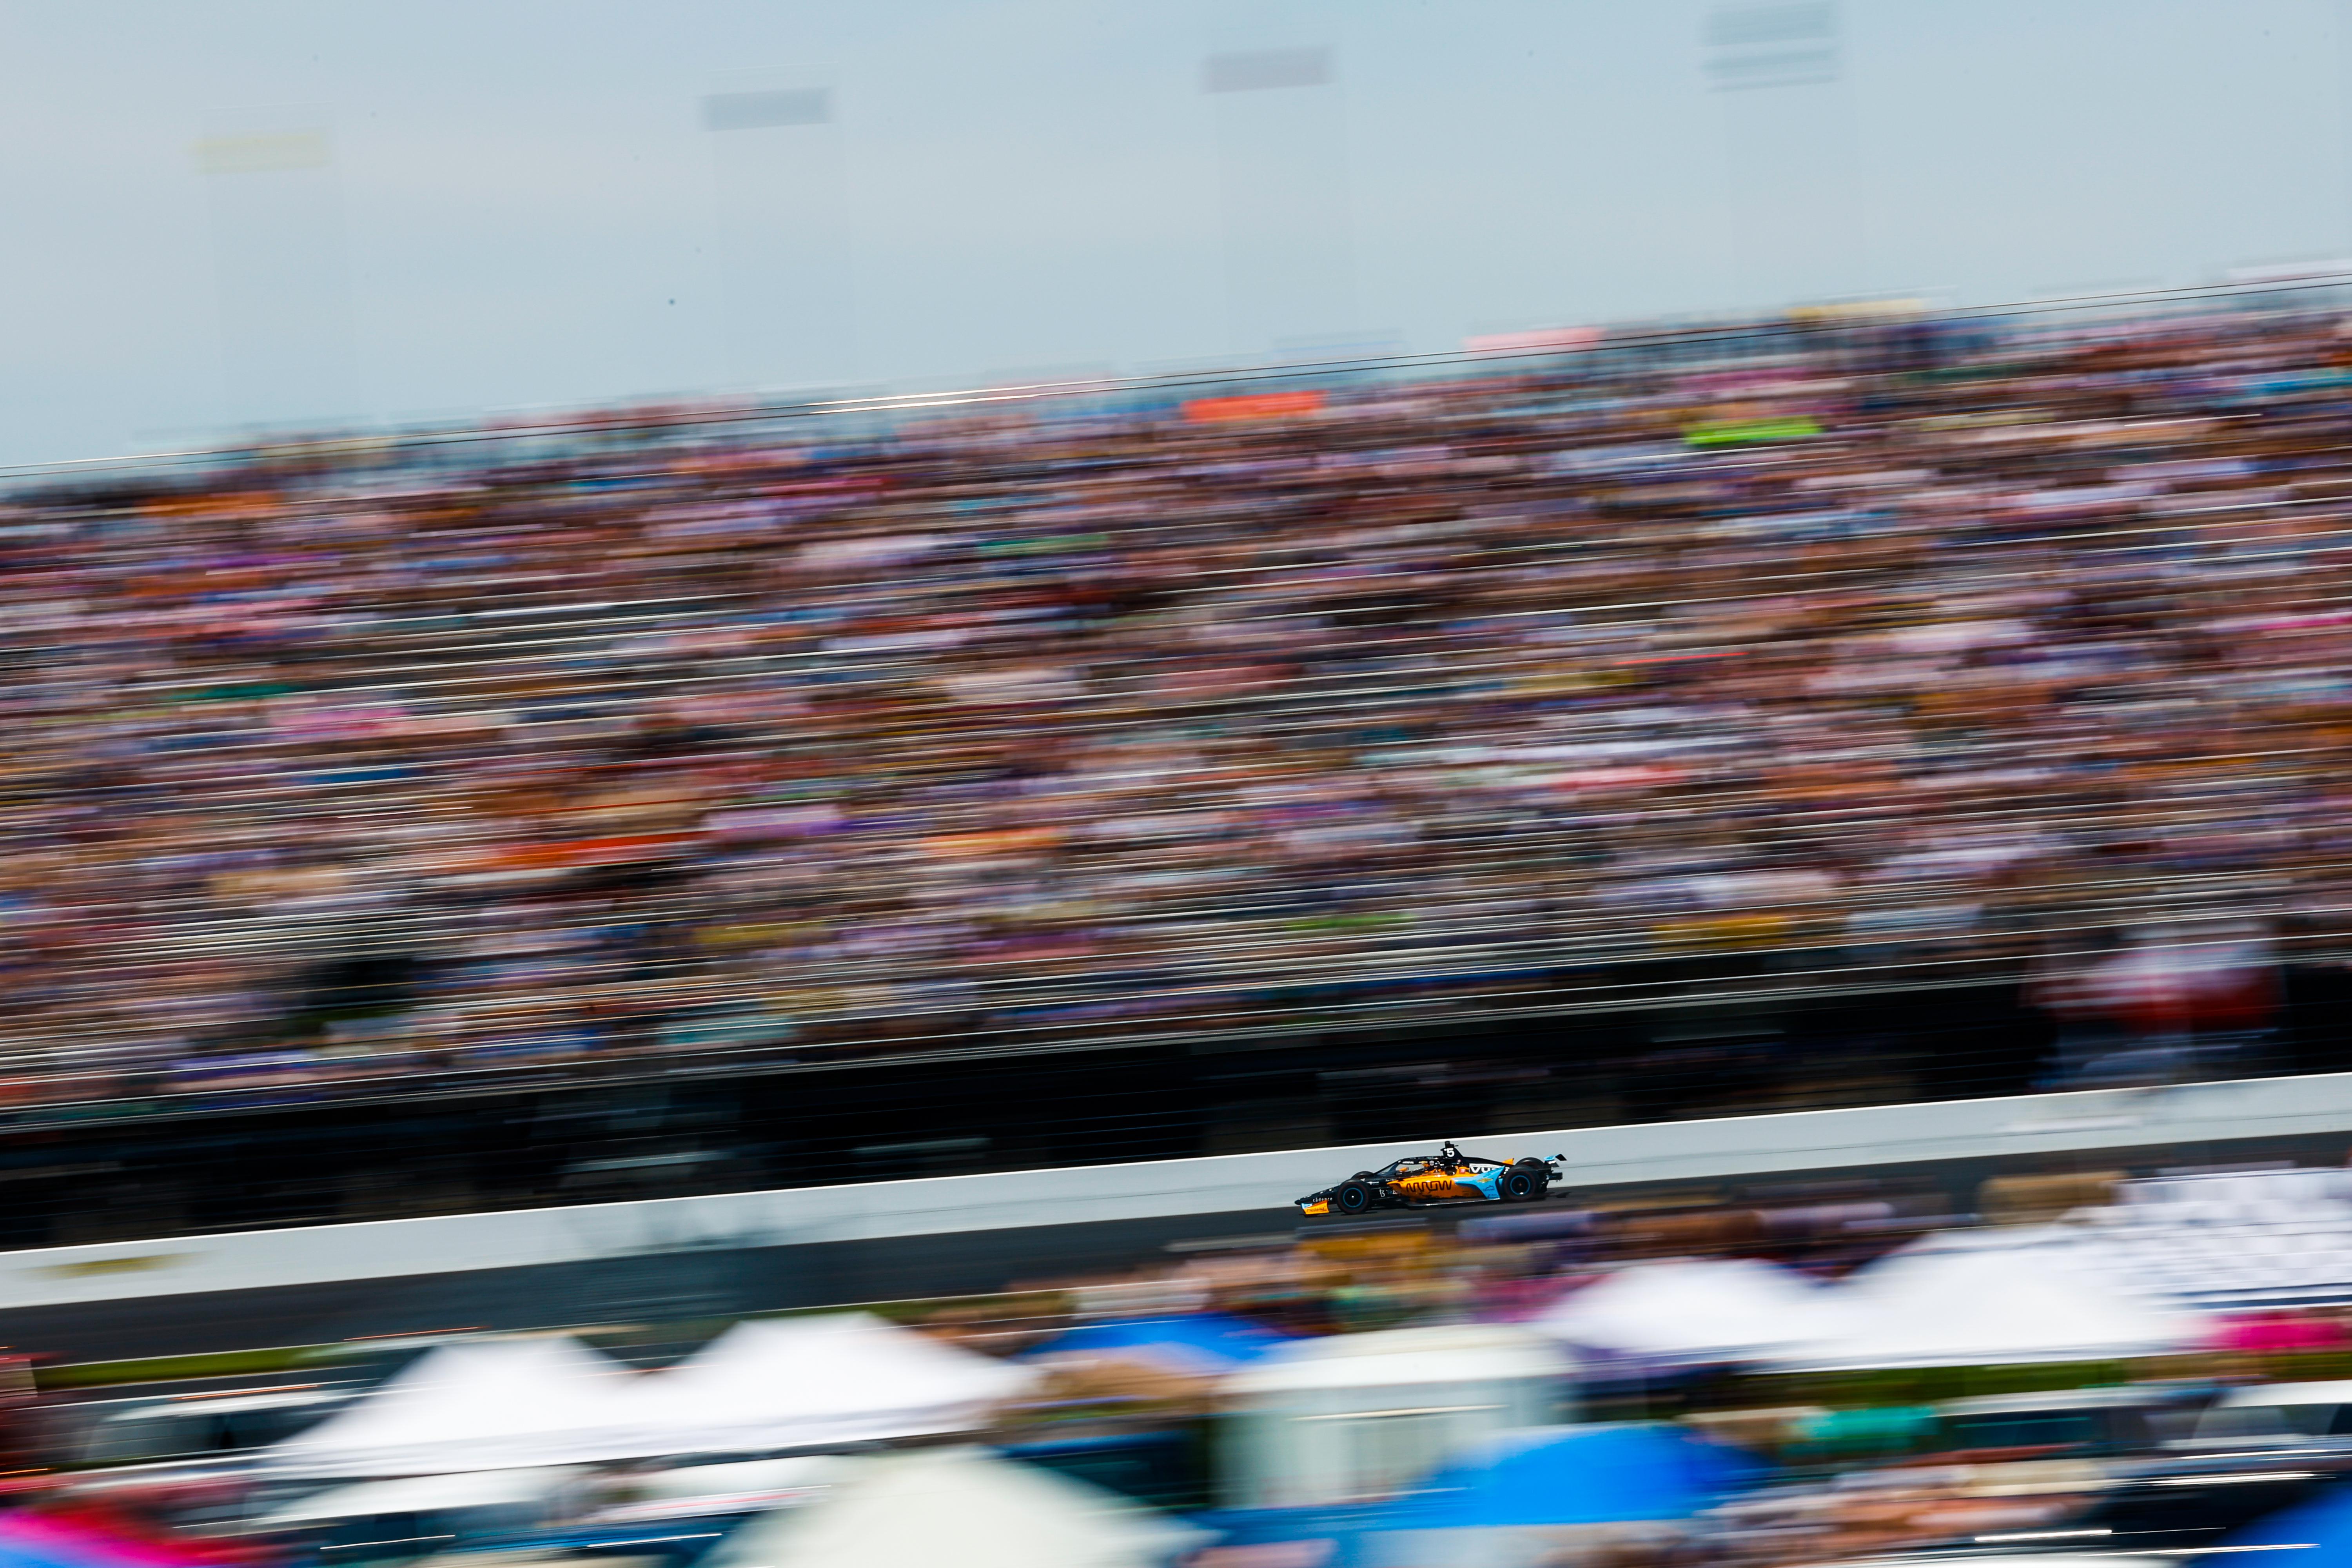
{"left": 6, "top": 1071, "right": 2351, "bottom": 1311}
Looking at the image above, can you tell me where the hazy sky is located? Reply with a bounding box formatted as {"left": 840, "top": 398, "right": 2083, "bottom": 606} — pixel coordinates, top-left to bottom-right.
{"left": 3, "top": 0, "right": 2349, "bottom": 465}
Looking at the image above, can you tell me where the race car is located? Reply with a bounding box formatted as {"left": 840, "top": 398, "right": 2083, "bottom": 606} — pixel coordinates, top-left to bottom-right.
{"left": 1296, "top": 1141, "right": 1566, "bottom": 1216}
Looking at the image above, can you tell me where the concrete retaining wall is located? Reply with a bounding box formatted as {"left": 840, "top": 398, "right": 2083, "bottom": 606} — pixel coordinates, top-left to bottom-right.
{"left": 9, "top": 1071, "right": 2352, "bottom": 1311}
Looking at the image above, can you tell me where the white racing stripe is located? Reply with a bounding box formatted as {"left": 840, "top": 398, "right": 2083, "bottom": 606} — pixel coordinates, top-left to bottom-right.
{"left": 8, "top": 1070, "right": 2352, "bottom": 1309}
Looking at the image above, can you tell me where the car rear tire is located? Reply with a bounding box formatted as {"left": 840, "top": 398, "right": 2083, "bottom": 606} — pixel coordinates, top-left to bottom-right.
{"left": 1336, "top": 1181, "right": 1375, "bottom": 1214}
{"left": 1503, "top": 1168, "right": 1540, "bottom": 1201}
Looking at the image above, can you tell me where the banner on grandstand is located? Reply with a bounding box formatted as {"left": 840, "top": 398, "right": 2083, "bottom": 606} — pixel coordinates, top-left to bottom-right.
{"left": 1683, "top": 416, "right": 1823, "bottom": 447}
{"left": 492, "top": 833, "right": 701, "bottom": 871}
{"left": 1181, "top": 390, "right": 1325, "bottom": 423}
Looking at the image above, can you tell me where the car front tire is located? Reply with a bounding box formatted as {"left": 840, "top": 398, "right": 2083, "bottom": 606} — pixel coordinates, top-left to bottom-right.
{"left": 1336, "top": 1180, "right": 1375, "bottom": 1214}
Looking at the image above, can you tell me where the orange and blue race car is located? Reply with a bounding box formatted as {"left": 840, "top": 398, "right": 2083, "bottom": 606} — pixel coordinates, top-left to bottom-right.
{"left": 1296, "top": 1141, "right": 1565, "bottom": 1217}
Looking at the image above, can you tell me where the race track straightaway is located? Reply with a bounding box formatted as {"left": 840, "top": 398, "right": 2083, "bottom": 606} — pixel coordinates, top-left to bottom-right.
{"left": 13, "top": 1117, "right": 2352, "bottom": 1367}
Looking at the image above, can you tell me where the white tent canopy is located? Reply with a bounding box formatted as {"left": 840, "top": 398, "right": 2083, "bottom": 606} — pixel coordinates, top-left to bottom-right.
{"left": 594, "top": 1456, "right": 860, "bottom": 1528}
{"left": 702, "top": 1447, "right": 1203, "bottom": 1568}
{"left": 1768, "top": 1245, "right": 2209, "bottom": 1370}
{"left": 262, "top": 1336, "right": 648, "bottom": 1477}
{"left": 1221, "top": 1324, "right": 1569, "bottom": 1397}
{"left": 264, "top": 1316, "right": 1035, "bottom": 1478}
{"left": 260, "top": 1466, "right": 581, "bottom": 1526}
{"left": 629, "top": 1456, "right": 849, "bottom": 1502}
{"left": 633, "top": 1312, "right": 1036, "bottom": 1454}
{"left": 1537, "top": 1259, "right": 1862, "bottom": 1365}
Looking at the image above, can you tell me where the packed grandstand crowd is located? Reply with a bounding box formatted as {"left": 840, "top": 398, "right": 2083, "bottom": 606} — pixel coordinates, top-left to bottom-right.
{"left": 3, "top": 303, "right": 2349, "bottom": 1107}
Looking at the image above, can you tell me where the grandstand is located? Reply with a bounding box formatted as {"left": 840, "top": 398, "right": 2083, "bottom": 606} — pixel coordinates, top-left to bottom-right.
{"left": 7, "top": 292, "right": 2352, "bottom": 1243}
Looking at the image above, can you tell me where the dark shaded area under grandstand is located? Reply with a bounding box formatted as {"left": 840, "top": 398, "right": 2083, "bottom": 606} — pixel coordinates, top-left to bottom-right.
{"left": 0, "top": 961, "right": 2347, "bottom": 1249}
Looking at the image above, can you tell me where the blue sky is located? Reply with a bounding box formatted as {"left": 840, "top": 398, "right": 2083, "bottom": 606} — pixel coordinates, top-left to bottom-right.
{"left": 2, "top": 0, "right": 2348, "bottom": 464}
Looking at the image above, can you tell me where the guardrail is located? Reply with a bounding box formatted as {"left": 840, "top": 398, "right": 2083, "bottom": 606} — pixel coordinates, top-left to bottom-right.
{"left": 7, "top": 1071, "right": 2352, "bottom": 1311}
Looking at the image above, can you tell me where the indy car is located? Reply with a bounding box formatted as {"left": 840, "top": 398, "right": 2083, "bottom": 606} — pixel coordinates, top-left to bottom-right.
{"left": 1296, "top": 1141, "right": 1566, "bottom": 1216}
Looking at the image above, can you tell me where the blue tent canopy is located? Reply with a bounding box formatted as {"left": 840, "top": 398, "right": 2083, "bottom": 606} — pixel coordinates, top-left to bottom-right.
{"left": 2227, "top": 1482, "right": 2352, "bottom": 1557}
{"left": 1377, "top": 1423, "right": 1760, "bottom": 1531}
{"left": 1028, "top": 1314, "right": 1297, "bottom": 1375}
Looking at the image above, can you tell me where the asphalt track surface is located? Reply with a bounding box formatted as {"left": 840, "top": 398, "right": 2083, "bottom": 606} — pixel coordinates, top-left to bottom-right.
{"left": 4, "top": 1206, "right": 1308, "bottom": 1367}
{"left": 10, "top": 1121, "right": 2352, "bottom": 1368}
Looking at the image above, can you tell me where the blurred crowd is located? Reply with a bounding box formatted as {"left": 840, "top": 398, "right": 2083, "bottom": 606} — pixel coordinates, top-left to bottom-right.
{"left": 4, "top": 301, "right": 2350, "bottom": 1105}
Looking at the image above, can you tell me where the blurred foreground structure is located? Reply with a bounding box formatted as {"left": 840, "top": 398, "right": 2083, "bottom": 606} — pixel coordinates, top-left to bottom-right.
{"left": 32, "top": 1158, "right": 2352, "bottom": 1568}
